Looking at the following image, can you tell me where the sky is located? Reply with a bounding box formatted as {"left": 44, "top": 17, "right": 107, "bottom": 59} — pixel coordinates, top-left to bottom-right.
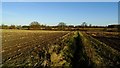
{"left": 2, "top": 2, "right": 118, "bottom": 26}
{"left": 1, "top": 0, "right": 120, "bottom": 2}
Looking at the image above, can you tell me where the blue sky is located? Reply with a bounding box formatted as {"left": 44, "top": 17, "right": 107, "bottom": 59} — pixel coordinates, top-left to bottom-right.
{"left": 2, "top": 2, "right": 118, "bottom": 26}
{"left": 1, "top": 0, "right": 120, "bottom": 2}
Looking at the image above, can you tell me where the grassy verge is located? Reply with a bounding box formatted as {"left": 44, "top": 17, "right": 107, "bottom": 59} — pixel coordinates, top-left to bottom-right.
{"left": 41, "top": 32, "right": 94, "bottom": 67}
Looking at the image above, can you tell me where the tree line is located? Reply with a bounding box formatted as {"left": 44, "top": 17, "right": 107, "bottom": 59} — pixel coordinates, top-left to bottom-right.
{"left": 1, "top": 21, "right": 119, "bottom": 31}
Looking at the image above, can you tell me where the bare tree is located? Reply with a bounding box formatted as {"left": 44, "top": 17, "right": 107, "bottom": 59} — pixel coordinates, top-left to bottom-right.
{"left": 58, "top": 22, "right": 66, "bottom": 27}
{"left": 81, "top": 22, "right": 87, "bottom": 27}
{"left": 58, "top": 22, "right": 66, "bottom": 30}
{"left": 30, "top": 21, "right": 40, "bottom": 29}
{"left": 89, "top": 24, "right": 92, "bottom": 27}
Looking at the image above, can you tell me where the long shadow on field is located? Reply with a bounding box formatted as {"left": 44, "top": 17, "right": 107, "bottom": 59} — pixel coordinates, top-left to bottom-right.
{"left": 71, "top": 32, "right": 94, "bottom": 68}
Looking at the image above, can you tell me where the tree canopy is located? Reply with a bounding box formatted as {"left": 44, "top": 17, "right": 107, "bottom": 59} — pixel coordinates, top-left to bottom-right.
{"left": 30, "top": 21, "right": 40, "bottom": 29}
{"left": 81, "top": 22, "right": 87, "bottom": 27}
{"left": 58, "top": 22, "right": 66, "bottom": 27}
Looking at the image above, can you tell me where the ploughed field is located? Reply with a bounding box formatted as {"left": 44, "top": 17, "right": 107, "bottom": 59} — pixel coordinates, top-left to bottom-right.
{"left": 2, "top": 30, "right": 71, "bottom": 67}
{"left": 86, "top": 31, "right": 120, "bottom": 52}
{"left": 82, "top": 31, "right": 120, "bottom": 67}
{"left": 1, "top": 30, "right": 120, "bottom": 67}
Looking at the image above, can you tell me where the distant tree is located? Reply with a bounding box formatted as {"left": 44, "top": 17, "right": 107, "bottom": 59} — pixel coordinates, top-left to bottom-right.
{"left": 81, "top": 22, "right": 87, "bottom": 27}
{"left": 9, "top": 25, "right": 16, "bottom": 29}
{"left": 22, "top": 25, "right": 30, "bottom": 30}
{"left": 16, "top": 25, "right": 22, "bottom": 29}
{"left": 75, "top": 25, "right": 81, "bottom": 28}
{"left": 89, "top": 24, "right": 92, "bottom": 27}
{"left": 58, "top": 22, "right": 66, "bottom": 30}
{"left": 58, "top": 22, "right": 66, "bottom": 27}
{"left": 1, "top": 24, "right": 9, "bottom": 29}
{"left": 30, "top": 21, "right": 40, "bottom": 29}
{"left": 68, "top": 25, "right": 74, "bottom": 28}
{"left": 45, "top": 26, "right": 52, "bottom": 30}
